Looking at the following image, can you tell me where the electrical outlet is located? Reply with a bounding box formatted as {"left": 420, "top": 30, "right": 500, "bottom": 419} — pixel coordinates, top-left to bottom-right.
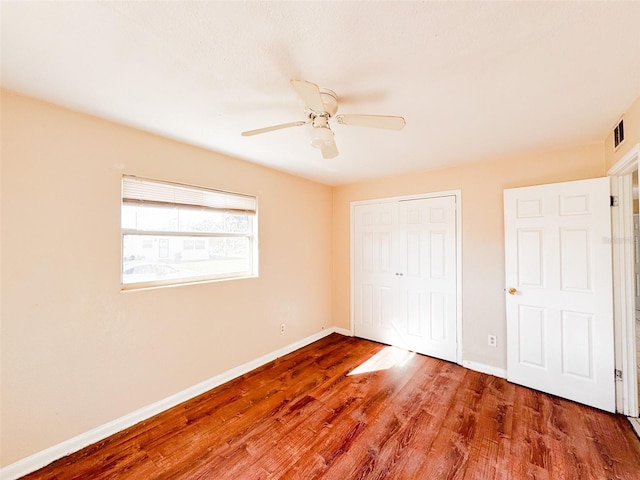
{"left": 487, "top": 335, "right": 497, "bottom": 347}
{"left": 280, "top": 323, "right": 286, "bottom": 334}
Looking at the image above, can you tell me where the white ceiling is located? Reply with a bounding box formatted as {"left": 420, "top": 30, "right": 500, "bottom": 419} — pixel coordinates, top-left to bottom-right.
{"left": 2, "top": 1, "right": 640, "bottom": 185}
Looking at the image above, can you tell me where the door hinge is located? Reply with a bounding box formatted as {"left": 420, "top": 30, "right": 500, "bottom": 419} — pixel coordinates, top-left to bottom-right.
{"left": 610, "top": 195, "right": 619, "bottom": 207}
{"left": 615, "top": 369, "right": 623, "bottom": 381}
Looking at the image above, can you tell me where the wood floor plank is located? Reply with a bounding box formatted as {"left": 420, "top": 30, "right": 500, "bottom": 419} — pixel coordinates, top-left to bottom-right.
{"left": 19, "top": 334, "right": 640, "bottom": 480}
{"left": 461, "top": 375, "right": 515, "bottom": 480}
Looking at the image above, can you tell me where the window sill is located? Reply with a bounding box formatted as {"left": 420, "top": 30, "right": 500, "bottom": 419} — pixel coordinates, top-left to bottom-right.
{"left": 120, "top": 273, "right": 258, "bottom": 292}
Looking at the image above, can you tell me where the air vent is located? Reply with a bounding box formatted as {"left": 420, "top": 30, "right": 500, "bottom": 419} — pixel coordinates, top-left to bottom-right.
{"left": 614, "top": 118, "right": 625, "bottom": 150}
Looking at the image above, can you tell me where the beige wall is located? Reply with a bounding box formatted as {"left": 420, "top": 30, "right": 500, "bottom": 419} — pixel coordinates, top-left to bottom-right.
{"left": 0, "top": 91, "right": 333, "bottom": 466}
{"left": 605, "top": 96, "right": 640, "bottom": 171}
{"left": 4, "top": 87, "right": 635, "bottom": 469}
{"left": 333, "top": 144, "right": 606, "bottom": 370}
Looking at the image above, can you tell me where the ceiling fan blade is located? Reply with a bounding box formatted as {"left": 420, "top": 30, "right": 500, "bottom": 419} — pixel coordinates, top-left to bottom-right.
{"left": 321, "top": 139, "right": 339, "bottom": 159}
{"left": 241, "top": 120, "right": 307, "bottom": 136}
{"left": 291, "top": 79, "right": 325, "bottom": 112}
{"left": 335, "top": 114, "right": 406, "bottom": 130}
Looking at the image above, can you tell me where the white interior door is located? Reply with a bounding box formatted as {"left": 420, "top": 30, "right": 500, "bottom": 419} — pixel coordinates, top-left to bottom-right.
{"left": 504, "top": 177, "right": 615, "bottom": 412}
{"left": 354, "top": 196, "right": 457, "bottom": 361}
{"left": 353, "top": 201, "right": 398, "bottom": 348}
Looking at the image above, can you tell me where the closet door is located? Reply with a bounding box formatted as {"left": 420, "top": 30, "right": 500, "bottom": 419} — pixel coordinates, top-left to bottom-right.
{"left": 353, "top": 202, "right": 400, "bottom": 348}
{"left": 397, "top": 196, "right": 457, "bottom": 361}
{"left": 353, "top": 196, "right": 457, "bottom": 361}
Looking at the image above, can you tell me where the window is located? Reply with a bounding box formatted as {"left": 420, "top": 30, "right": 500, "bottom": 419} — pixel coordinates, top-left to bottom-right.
{"left": 121, "top": 176, "right": 258, "bottom": 288}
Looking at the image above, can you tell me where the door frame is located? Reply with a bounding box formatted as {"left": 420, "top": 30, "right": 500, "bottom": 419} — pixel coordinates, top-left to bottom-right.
{"left": 608, "top": 142, "right": 640, "bottom": 416}
{"left": 350, "top": 190, "right": 463, "bottom": 365}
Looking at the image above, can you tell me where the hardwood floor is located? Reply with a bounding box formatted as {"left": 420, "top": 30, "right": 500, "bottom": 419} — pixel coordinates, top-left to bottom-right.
{"left": 21, "top": 334, "right": 640, "bottom": 479}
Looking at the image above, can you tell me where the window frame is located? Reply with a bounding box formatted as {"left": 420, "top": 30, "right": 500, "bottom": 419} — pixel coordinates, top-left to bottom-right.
{"left": 121, "top": 175, "right": 258, "bottom": 290}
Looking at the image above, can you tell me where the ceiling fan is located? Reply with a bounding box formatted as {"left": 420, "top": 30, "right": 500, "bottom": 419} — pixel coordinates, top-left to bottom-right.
{"left": 241, "top": 79, "right": 406, "bottom": 159}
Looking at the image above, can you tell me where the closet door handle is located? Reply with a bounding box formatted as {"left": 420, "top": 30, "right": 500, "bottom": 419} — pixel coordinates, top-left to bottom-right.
{"left": 395, "top": 273, "right": 404, "bottom": 276}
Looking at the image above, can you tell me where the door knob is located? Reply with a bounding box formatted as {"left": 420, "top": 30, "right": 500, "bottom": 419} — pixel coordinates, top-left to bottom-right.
{"left": 508, "top": 287, "right": 517, "bottom": 295}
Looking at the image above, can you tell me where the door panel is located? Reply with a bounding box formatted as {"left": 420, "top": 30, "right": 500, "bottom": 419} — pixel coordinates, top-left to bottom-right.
{"left": 430, "top": 293, "right": 446, "bottom": 341}
{"left": 354, "top": 202, "right": 400, "bottom": 346}
{"left": 518, "top": 305, "right": 546, "bottom": 368}
{"left": 399, "top": 197, "right": 457, "bottom": 360}
{"left": 517, "top": 229, "right": 544, "bottom": 286}
{"left": 560, "top": 310, "right": 593, "bottom": 378}
{"left": 505, "top": 177, "right": 614, "bottom": 412}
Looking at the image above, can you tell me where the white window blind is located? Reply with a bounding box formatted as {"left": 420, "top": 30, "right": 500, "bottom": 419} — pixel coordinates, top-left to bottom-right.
{"left": 122, "top": 176, "right": 256, "bottom": 213}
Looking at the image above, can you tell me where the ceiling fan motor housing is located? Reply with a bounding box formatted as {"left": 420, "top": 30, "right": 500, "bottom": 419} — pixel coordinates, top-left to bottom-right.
{"left": 318, "top": 89, "right": 338, "bottom": 117}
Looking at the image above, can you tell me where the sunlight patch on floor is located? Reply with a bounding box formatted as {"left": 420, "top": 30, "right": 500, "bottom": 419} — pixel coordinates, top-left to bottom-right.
{"left": 348, "top": 345, "right": 415, "bottom": 375}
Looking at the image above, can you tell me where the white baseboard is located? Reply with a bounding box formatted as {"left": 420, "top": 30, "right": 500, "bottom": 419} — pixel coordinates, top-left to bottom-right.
{"left": 0, "top": 327, "right": 348, "bottom": 480}
{"left": 333, "top": 326, "right": 353, "bottom": 336}
{"left": 462, "top": 360, "right": 507, "bottom": 379}
{"left": 629, "top": 417, "right": 640, "bottom": 439}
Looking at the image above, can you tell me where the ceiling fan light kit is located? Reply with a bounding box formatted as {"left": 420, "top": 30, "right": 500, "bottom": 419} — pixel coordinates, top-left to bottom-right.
{"left": 241, "top": 79, "right": 406, "bottom": 159}
{"left": 310, "top": 126, "right": 335, "bottom": 149}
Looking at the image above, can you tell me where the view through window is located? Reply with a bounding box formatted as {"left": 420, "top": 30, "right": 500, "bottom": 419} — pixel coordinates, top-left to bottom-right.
{"left": 121, "top": 176, "right": 257, "bottom": 288}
